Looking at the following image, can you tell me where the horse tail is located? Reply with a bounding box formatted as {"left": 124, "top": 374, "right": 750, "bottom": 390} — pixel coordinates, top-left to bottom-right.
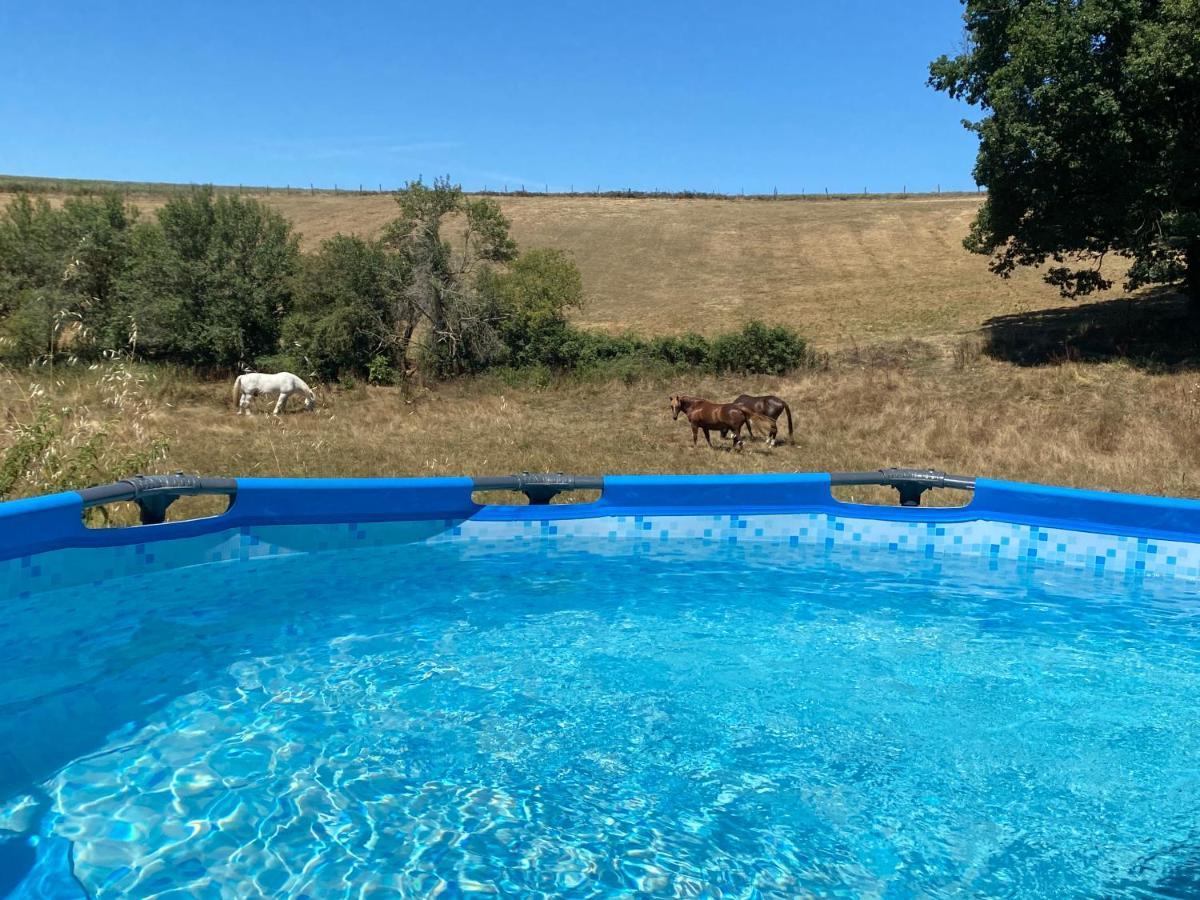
{"left": 782, "top": 400, "right": 793, "bottom": 436}
{"left": 232, "top": 375, "right": 242, "bottom": 408}
{"left": 749, "top": 410, "right": 776, "bottom": 432}
{"left": 735, "top": 406, "right": 776, "bottom": 434}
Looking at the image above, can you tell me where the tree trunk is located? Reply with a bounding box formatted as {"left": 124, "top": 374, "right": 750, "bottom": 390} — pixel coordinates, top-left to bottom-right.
{"left": 396, "top": 319, "right": 417, "bottom": 378}
{"left": 1188, "top": 240, "right": 1200, "bottom": 306}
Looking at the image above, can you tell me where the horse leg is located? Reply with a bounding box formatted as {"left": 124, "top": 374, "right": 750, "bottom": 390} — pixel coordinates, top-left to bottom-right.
{"left": 703, "top": 428, "right": 714, "bottom": 449}
{"left": 732, "top": 425, "right": 744, "bottom": 451}
{"left": 768, "top": 417, "right": 778, "bottom": 447}
{"left": 273, "top": 391, "right": 287, "bottom": 416}
{"left": 238, "top": 392, "right": 252, "bottom": 416}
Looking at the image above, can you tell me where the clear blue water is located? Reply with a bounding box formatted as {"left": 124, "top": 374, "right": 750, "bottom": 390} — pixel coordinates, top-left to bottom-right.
{"left": 3, "top": 536, "right": 1200, "bottom": 898}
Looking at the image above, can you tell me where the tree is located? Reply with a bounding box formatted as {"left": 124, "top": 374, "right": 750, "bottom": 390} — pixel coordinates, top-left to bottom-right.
{"left": 282, "top": 234, "right": 407, "bottom": 380}
{"left": 485, "top": 247, "right": 585, "bottom": 368}
{"left": 929, "top": 0, "right": 1200, "bottom": 301}
{"left": 0, "top": 192, "right": 139, "bottom": 360}
{"left": 115, "top": 187, "right": 299, "bottom": 367}
{"left": 0, "top": 194, "right": 69, "bottom": 311}
{"left": 381, "top": 177, "right": 517, "bottom": 376}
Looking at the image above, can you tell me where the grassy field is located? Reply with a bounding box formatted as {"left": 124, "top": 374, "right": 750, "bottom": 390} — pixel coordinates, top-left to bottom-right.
{"left": 4, "top": 176, "right": 1198, "bottom": 506}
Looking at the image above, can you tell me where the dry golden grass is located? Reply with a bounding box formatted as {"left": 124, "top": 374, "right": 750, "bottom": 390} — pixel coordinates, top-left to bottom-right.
{"left": 4, "top": 345, "right": 1199, "bottom": 507}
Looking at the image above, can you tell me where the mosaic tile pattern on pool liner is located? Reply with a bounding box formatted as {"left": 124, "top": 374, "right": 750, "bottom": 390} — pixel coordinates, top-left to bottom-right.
{"left": 438, "top": 513, "right": 1200, "bottom": 580}
{"left": 4, "top": 512, "right": 1200, "bottom": 598}
{"left": 0, "top": 519, "right": 450, "bottom": 599}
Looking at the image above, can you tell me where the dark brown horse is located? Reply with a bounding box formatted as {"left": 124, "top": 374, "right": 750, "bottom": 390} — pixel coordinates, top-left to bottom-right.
{"left": 730, "top": 394, "right": 793, "bottom": 445}
{"left": 670, "top": 395, "right": 774, "bottom": 450}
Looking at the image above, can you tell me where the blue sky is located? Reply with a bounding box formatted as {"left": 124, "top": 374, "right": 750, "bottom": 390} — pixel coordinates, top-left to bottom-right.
{"left": 0, "top": 0, "right": 978, "bottom": 193}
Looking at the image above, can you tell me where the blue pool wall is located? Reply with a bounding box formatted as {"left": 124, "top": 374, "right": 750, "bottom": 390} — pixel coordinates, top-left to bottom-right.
{"left": 5, "top": 473, "right": 1200, "bottom": 596}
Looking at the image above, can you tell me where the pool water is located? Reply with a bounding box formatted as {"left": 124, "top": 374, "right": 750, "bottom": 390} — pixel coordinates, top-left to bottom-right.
{"left": 3, "top": 535, "right": 1200, "bottom": 897}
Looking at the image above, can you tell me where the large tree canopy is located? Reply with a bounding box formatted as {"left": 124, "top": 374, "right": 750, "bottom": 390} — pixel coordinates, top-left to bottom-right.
{"left": 930, "top": 0, "right": 1200, "bottom": 299}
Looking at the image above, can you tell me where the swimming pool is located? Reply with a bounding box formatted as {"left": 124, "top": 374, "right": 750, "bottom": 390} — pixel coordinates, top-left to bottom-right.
{"left": 3, "top": 470, "right": 1200, "bottom": 896}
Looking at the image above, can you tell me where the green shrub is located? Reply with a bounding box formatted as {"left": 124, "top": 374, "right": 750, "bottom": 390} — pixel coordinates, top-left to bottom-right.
{"left": 283, "top": 234, "right": 401, "bottom": 381}
{"left": 0, "top": 192, "right": 139, "bottom": 360}
{"left": 647, "top": 332, "right": 711, "bottom": 368}
{"left": 708, "top": 320, "right": 808, "bottom": 374}
{"left": 0, "top": 289, "right": 79, "bottom": 364}
{"left": 253, "top": 351, "right": 304, "bottom": 375}
{"left": 367, "top": 354, "right": 396, "bottom": 385}
{"left": 114, "top": 187, "right": 298, "bottom": 369}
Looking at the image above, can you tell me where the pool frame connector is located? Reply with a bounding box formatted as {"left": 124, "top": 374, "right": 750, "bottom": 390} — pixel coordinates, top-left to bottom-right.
{"left": 828, "top": 468, "right": 976, "bottom": 507}
{"left": 77, "top": 473, "right": 238, "bottom": 525}
{"left": 471, "top": 472, "right": 606, "bottom": 505}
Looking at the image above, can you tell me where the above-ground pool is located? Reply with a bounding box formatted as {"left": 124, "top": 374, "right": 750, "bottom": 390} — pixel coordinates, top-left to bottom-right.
{"left": 3, "top": 470, "right": 1200, "bottom": 897}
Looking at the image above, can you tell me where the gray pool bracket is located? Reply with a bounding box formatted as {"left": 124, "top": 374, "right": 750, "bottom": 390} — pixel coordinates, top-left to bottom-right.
{"left": 77, "top": 473, "right": 238, "bottom": 525}
{"left": 828, "top": 467, "right": 976, "bottom": 507}
{"left": 472, "top": 472, "right": 605, "bottom": 505}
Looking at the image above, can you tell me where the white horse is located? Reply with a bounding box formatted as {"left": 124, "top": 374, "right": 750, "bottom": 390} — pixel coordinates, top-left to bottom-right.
{"left": 233, "top": 372, "right": 316, "bottom": 415}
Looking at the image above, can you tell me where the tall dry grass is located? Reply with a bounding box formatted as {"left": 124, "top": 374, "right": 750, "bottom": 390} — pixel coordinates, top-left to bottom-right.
{"left": 0, "top": 356, "right": 170, "bottom": 520}
{"left": 2, "top": 346, "right": 1197, "bottom": 512}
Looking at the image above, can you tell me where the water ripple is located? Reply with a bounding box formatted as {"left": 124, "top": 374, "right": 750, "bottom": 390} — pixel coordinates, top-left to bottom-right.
{"left": 2, "top": 541, "right": 1200, "bottom": 896}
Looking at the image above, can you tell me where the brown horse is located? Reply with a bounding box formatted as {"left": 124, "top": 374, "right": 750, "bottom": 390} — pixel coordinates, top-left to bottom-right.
{"left": 730, "top": 394, "right": 793, "bottom": 445}
{"left": 670, "top": 395, "right": 774, "bottom": 450}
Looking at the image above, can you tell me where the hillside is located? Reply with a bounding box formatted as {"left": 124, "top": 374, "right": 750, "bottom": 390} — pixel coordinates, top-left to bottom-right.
{"left": 2, "top": 178, "right": 1128, "bottom": 348}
